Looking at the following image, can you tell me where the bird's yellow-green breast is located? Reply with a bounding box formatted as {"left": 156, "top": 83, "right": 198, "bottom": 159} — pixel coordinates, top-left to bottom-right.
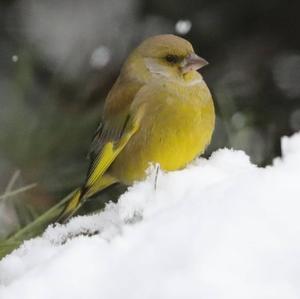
{"left": 108, "top": 75, "right": 215, "bottom": 184}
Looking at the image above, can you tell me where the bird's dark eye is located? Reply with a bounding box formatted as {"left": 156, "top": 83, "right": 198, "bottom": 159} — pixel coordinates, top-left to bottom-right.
{"left": 165, "top": 54, "right": 179, "bottom": 64}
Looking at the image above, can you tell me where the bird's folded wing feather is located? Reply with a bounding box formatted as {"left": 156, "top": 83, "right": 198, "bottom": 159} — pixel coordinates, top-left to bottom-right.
{"left": 86, "top": 118, "right": 139, "bottom": 187}
{"left": 85, "top": 77, "right": 143, "bottom": 187}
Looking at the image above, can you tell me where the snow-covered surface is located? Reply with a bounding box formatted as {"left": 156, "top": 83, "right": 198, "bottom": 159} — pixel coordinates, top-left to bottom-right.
{"left": 1, "top": 133, "right": 300, "bottom": 299}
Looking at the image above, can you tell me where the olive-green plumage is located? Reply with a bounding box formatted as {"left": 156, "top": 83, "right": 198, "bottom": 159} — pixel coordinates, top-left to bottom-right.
{"left": 58, "top": 34, "right": 215, "bottom": 222}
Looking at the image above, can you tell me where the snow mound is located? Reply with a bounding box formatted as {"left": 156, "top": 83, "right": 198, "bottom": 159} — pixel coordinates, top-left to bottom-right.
{"left": 1, "top": 133, "right": 300, "bottom": 299}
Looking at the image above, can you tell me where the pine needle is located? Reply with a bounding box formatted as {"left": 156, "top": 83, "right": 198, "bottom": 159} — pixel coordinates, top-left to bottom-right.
{"left": 0, "top": 183, "right": 37, "bottom": 201}
{"left": 0, "top": 189, "right": 76, "bottom": 259}
{"left": 4, "top": 170, "right": 20, "bottom": 194}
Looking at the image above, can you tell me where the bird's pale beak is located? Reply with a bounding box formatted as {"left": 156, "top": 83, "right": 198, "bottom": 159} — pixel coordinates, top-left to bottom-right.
{"left": 181, "top": 53, "right": 209, "bottom": 73}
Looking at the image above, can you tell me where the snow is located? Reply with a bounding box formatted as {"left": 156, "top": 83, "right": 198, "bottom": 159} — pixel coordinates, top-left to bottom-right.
{"left": 1, "top": 132, "right": 300, "bottom": 299}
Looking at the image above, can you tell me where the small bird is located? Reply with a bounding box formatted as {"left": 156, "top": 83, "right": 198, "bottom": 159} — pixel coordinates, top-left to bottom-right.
{"left": 59, "top": 34, "right": 215, "bottom": 221}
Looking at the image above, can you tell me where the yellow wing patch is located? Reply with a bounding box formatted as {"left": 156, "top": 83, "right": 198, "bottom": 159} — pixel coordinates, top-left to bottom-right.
{"left": 86, "top": 120, "right": 139, "bottom": 187}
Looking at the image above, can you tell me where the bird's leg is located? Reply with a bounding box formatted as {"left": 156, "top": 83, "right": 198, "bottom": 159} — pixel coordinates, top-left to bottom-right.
{"left": 154, "top": 164, "right": 160, "bottom": 190}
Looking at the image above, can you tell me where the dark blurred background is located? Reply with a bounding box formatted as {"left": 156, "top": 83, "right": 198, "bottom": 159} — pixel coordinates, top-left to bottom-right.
{"left": 0, "top": 0, "right": 300, "bottom": 237}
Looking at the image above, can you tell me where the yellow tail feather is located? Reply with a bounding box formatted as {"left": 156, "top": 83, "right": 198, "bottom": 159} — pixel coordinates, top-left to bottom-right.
{"left": 57, "top": 175, "right": 118, "bottom": 223}
{"left": 56, "top": 189, "right": 82, "bottom": 223}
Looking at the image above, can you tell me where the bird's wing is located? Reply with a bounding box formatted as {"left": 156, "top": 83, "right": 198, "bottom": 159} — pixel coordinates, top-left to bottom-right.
{"left": 85, "top": 77, "right": 143, "bottom": 187}
{"left": 88, "top": 76, "right": 142, "bottom": 160}
{"left": 85, "top": 116, "right": 139, "bottom": 187}
{"left": 88, "top": 115, "right": 129, "bottom": 162}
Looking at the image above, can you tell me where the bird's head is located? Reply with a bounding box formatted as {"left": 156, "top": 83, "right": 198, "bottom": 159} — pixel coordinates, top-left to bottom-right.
{"left": 123, "top": 34, "right": 208, "bottom": 83}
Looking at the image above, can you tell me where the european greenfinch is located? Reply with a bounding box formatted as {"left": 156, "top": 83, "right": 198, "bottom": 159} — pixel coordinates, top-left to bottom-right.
{"left": 59, "top": 34, "right": 215, "bottom": 221}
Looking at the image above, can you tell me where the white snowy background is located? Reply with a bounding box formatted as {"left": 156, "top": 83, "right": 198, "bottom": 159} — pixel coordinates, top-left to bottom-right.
{"left": 0, "top": 132, "right": 300, "bottom": 299}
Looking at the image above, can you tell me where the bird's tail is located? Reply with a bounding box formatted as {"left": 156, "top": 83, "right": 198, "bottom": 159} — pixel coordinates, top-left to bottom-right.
{"left": 57, "top": 189, "right": 83, "bottom": 223}
{"left": 57, "top": 174, "right": 118, "bottom": 223}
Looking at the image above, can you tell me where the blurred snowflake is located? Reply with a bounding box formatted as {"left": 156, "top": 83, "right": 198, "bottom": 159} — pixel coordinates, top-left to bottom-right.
{"left": 175, "top": 20, "right": 192, "bottom": 35}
